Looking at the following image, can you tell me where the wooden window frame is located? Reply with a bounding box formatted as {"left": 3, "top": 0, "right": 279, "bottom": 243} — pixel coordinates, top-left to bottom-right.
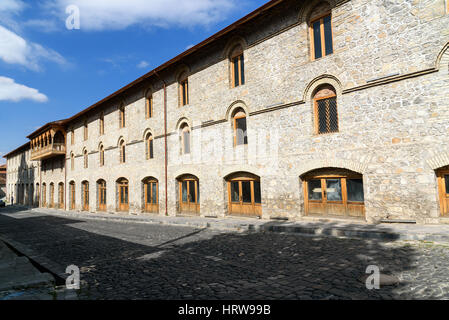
{"left": 146, "top": 94, "right": 153, "bottom": 119}
{"left": 98, "top": 180, "right": 107, "bottom": 212}
{"left": 49, "top": 183, "right": 54, "bottom": 208}
{"left": 233, "top": 111, "right": 248, "bottom": 146}
{"left": 120, "top": 141, "right": 126, "bottom": 164}
{"left": 82, "top": 182, "right": 89, "bottom": 211}
{"left": 144, "top": 179, "right": 159, "bottom": 213}
{"left": 226, "top": 174, "right": 262, "bottom": 217}
{"left": 119, "top": 105, "right": 125, "bottom": 128}
{"left": 83, "top": 121, "right": 88, "bottom": 141}
{"left": 58, "top": 183, "right": 64, "bottom": 209}
{"left": 99, "top": 113, "right": 104, "bottom": 135}
{"left": 314, "top": 93, "right": 339, "bottom": 135}
{"left": 118, "top": 179, "right": 129, "bottom": 212}
{"left": 83, "top": 150, "right": 88, "bottom": 169}
{"left": 437, "top": 169, "right": 449, "bottom": 217}
{"left": 179, "top": 76, "right": 189, "bottom": 106}
{"left": 99, "top": 145, "right": 104, "bottom": 167}
{"left": 309, "top": 12, "right": 333, "bottom": 61}
{"left": 146, "top": 134, "right": 154, "bottom": 160}
{"left": 230, "top": 46, "right": 245, "bottom": 88}
{"left": 69, "top": 182, "right": 75, "bottom": 210}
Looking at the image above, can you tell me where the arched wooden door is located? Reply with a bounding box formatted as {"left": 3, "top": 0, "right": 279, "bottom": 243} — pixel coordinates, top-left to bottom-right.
{"left": 98, "top": 180, "right": 107, "bottom": 212}
{"left": 437, "top": 168, "right": 449, "bottom": 217}
{"left": 49, "top": 183, "right": 54, "bottom": 208}
{"left": 69, "top": 182, "right": 75, "bottom": 210}
{"left": 117, "top": 179, "right": 129, "bottom": 212}
{"left": 226, "top": 173, "right": 262, "bottom": 217}
{"left": 82, "top": 181, "right": 89, "bottom": 211}
{"left": 143, "top": 178, "right": 158, "bottom": 213}
{"left": 303, "top": 168, "right": 365, "bottom": 218}
{"left": 58, "top": 183, "right": 64, "bottom": 209}
{"left": 178, "top": 175, "right": 200, "bottom": 215}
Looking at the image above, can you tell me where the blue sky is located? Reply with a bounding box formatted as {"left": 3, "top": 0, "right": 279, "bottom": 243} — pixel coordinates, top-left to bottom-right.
{"left": 0, "top": 0, "right": 264, "bottom": 164}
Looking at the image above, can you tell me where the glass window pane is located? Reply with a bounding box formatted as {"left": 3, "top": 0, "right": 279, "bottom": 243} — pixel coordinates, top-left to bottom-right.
{"left": 323, "top": 15, "right": 333, "bottom": 56}
{"left": 233, "top": 56, "right": 240, "bottom": 87}
{"left": 231, "top": 181, "right": 240, "bottom": 203}
{"left": 326, "top": 179, "right": 342, "bottom": 201}
{"left": 183, "top": 131, "right": 190, "bottom": 154}
{"left": 125, "top": 187, "right": 128, "bottom": 204}
{"left": 236, "top": 117, "right": 247, "bottom": 145}
{"left": 182, "top": 181, "right": 187, "bottom": 203}
{"left": 150, "top": 139, "right": 154, "bottom": 159}
{"left": 313, "top": 20, "right": 322, "bottom": 59}
{"left": 308, "top": 180, "right": 322, "bottom": 200}
{"left": 317, "top": 100, "right": 327, "bottom": 133}
{"left": 146, "top": 184, "right": 151, "bottom": 204}
{"left": 240, "top": 54, "right": 245, "bottom": 85}
{"left": 444, "top": 175, "right": 449, "bottom": 194}
{"left": 242, "top": 181, "right": 251, "bottom": 203}
{"left": 347, "top": 179, "right": 365, "bottom": 202}
{"left": 328, "top": 98, "right": 338, "bottom": 132}
{"left": 254, "top": 181, "right": 261, "bottom": 204}
{"left": 152, "top": 183, "right": 157, "bottom": 204}
{"left": 189, "top": 181, "right": 196, "bottom": 203}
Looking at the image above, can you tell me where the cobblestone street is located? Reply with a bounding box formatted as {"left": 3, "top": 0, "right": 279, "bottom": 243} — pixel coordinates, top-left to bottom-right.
{"left": 1, "top": 208, "right": 449, "bottom": 300}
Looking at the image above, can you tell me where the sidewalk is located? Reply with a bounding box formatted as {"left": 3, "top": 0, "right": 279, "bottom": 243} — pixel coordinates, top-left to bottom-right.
{"left": 29, "top": 207, "right": 449, "bottom": 244}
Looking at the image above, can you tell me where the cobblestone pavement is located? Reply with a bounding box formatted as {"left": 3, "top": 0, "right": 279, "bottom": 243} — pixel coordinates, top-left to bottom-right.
{"left": 0, "top": 208, "right": 449, "bottom": 300}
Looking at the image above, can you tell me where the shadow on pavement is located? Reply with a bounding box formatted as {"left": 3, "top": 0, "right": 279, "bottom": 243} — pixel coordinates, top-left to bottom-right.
{"left": 0, "top": 207, "right": 435, "bottom": 300}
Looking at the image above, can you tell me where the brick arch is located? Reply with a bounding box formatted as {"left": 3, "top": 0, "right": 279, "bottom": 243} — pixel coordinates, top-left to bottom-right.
{"left": 225, "top": 100, "right": 249, "bottom": 121}
{"left": 436, "top": 41, "right": 449, "bottom": 72}
{"left": 298, "top": 158, "right": 369, "bottom": 177}
{"left": 426, "top": 153, "right": 449, "bottom": 170}
{"left": 175, "top": 117, "right": 192, "bottom": 132}
{"left": 222, "top": 36, "right": 248, "bottom": 59}
{"left": 222, "top": 165, "right": 261, "bottom": 179}
{"left": 298, "top": 0, "right": 336, "bottom": 23}
{"left": 303, "top": 74, "right": 343, "bottom": 103}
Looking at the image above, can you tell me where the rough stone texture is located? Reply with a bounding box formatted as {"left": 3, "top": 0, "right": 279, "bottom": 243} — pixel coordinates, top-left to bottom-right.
{"left": 4, "top": 0, "right": 449, "bottom": 223}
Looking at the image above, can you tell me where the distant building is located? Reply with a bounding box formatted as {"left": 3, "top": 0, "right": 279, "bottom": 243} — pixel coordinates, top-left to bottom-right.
{"left": 3, "top": 0, "right": 449, "bottom": 223}
{"left": 0, "top": 164, "right": 6, "bottom": 200}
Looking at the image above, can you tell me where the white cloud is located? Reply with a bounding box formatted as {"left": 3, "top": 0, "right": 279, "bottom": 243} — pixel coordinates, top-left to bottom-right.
{"left": 0, "top": 76, "right": 48, "bottom": 103}
{"left": 0, "top": 25, "right": 67, "bottom": 70}
{"left": 0, "top": 0, "right": 25, "bottom": 31}
{"left": 0, "top": 0, "right": 25, "bottom": 13}
{"left": 23, "top": 19, "right": 59, "bottom": 32}
{"left": 47, "top": 0, "right": 237, "bottom": 31}
{"left": 137, "top": 60, "right": 149, "bottom": 69}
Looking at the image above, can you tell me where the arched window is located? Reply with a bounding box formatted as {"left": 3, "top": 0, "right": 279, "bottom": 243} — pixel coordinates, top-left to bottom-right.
{"left": 70, "top": 153, "right": 75, "bottom": 171}
{"left": 119, "top": 104, "right": 125, "bottom": 128}
{"left": 99, "top": 112, "right": 104, "bottom": 135}
{"left": 313, "top": 85, "right": 338, "bottom": 134}
{"left": 99, "top": 144, "right": 105, "bottom": 167}
{"left": 309, "top": 3, "right": 333, "bottom": 60}
{"left": 117, "top": 178, "right": 129, "bottom": 212}
{"left": 119, "top": 140, "right": 126, "bottom": 163}
{"left": 178, "top": 72, "right": 189, "bottom": 106}
{"left": 145, "top": 91, "right": 153, "bottom": 119}
{"left": 83, "top": 149, "right": 88, "bottom": 168}
{"left": 230, "top": 45, "right": 245, "bottom": 87}
{"left": 146, "top": 133, "right": 154, "bottom": 159}
{"left": 233, "top": 109, "right": 248, "bottom": 146}
{"left": 83, "top": 120, "right": 88, "bottom": 140}
{"left": 180, "top": 124, "right": 191, "bottom": 155}
{"left": 143, "top": 177, "right": 158, "bottom": 213}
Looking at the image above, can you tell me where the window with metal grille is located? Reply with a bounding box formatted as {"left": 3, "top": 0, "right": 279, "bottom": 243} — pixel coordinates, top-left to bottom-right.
{"left": 315, "top": 96, "right": 338, "bottom": 134}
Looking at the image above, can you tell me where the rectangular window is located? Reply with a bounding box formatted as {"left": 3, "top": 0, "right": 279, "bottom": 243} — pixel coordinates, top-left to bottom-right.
{"left": 232, "top": 54, "right": 245, "bottom": 87}
{"left": 71, "top": 130, "right": 74, "bottom": 145}
{"left": 231, "top": 181, "right": 240, "bottom": 203}
{"left": 151, "top": 183, "right": 157, "bottom": 204}
{"left": 254, "top": 181, "right": 261, "bottom": 204}
{"left": 235, "top": 117, "right": 248, "bottom": 146}
{"left": 180, "top": 80, "right": 189, "bottom": 106}
{"left": 183, "top": 131, "right": 190, "bottom": 154}
{"left": 182, "top": 181, "right": 188, "bottom": 203}
{"left": 311, "top": 14, "right": 333, "bottom": 60}
{"left": 326, "top": 179, "right": 342, "bottom": 201}
{"left": 149, "top": 139, "right": 154, "bottom": 159}
{"left": 308, "top": 179, "right": 322, "bottom": 200}
{"left": 146, "top": 96, "right": 153, "bottom": 118}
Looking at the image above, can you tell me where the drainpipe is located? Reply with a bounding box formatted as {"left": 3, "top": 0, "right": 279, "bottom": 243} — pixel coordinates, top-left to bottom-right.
{"left": 154, "top": 71, "right": 169, "bottom": 216}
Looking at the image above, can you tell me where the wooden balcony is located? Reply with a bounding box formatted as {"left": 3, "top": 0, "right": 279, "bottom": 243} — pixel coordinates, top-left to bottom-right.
{"left": 31, "top": 143, "right": 66, "bottom": 161}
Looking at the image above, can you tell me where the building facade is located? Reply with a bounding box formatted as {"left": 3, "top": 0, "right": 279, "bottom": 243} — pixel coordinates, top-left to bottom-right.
{"left": 0, "top": 164, "right": 6, "bottom": 200}
{"left": 4, "top": 0, "right": 449, "bottom": 224}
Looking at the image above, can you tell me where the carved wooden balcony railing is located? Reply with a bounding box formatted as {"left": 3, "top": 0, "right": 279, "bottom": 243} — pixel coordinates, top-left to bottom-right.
{"left": 30, "top": 143, "right": 66, "bottom": 161}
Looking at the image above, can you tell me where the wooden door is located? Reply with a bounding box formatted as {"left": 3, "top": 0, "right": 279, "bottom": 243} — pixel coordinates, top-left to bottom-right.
{"left": 49, "top": 184, "right": 54, "bottom": 208}
{"left": 82, "top": 182, "right": 89, "bottom": 211}
{"left": 437, "top": 170, "right": 449, "bottom": 217}
{"left": 70, "top": 183, "right": 75, "bottom": 210}
{"left": 227, "top": 177, "right": 262, "bottom": 217}
{"left": 179, "top": 179, "right": 200, "bottom": 214}
{"left": 98, "top": 182, "right": 107, "bottom": 212}
{"left": 58, "top": 184, "right": 64, "bottom": 209}
{"left": 118, "top": 181, "right": 129, "bottom": 212}
{"left": 42, "top": 185, "right": 47, "bottom": 207}
{"left": 144, "top": 180, "right": 158, "bottom": 213}
{"left": 304, "top": 172, "right": 365, "bottom": 218}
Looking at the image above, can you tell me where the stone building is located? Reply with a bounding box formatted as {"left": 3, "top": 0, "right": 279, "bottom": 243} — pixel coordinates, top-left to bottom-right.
{"left": 0, "top": 164, "right": 6, "bottom": 200}
{"left": 4, "top": 0, "right": 449, "bottom": 224}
